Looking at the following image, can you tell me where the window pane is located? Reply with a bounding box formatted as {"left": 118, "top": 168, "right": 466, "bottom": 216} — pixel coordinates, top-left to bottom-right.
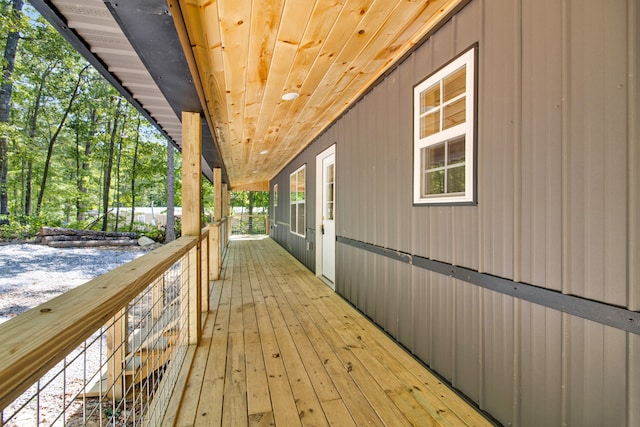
{"left": 420, "top": 83, "right": 440, "bottom": 114}
{"left": 290, "top": 176, "right": 296, "bottom": 202}
{"left": 447, "top": 166, "right": 465, "bottom": 193}
{"left": 290, "top": 205, "right": 297, "bottom": 234}
{"left": 298, "top": 203, "right": 305, "bottom": 236}
{"left": 274, "top": 184, "right": 278, "bottom": 206}
{"left": 420, "top": 110, "right": 440, "bottom": 138}
{"left": 327, "top": 181, "right": 334, "bottom": 220}
{"left": 443, "top": 97, "right": 466, "bottom": 129}
{"left": 443, "top": 66, "right": 465, "bottom": 102}
{"left": 448, "top": 136, "right": 465, "bottom": 165}
{"left": 424, "top": 143, "right": 445, "bottom": 169}
{"left": 424, "top": 170, "right": 445, "bottom": 196}
{"left": 298, "top": 169, "right": 305, "bottom": 202}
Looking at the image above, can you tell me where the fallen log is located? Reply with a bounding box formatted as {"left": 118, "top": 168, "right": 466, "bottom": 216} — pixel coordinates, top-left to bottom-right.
{"left": 47, "top": 239, "right": 139, "bottom": 248}
{"left": 40, "top": 226, "right": 137, "bottom": 239}
{"left": 41, "top": 235, "right": 136, "bottom": 243}
{"left": 39, "top": 227, "right": 140, "bottom": 247}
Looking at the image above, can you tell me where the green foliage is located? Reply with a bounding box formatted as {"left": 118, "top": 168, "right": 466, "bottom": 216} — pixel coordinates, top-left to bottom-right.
{"left": 0, "top": 6, "right": 180, "bottom": 237}
{"left": 0, "top": 213, "right": 61, "bottom": 240}
{"left": 230, "top": 191, "right": 269, "bottom": 211}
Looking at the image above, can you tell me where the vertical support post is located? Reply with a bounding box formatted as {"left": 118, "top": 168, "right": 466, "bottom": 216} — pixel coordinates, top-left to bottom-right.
{"left": 152, "top": 275, "right": 164, "bottom": 321}
{"left": 210, "top": 167, "right": 222, "bottom": 280}
{"left": 213, "top": 168, "right": 222, "bottom": 222}
{"left": 106, "top": 308, "right": 127, "bottom": 400}
{"left": 200, "top": 232, "right": 209, "bottom": 312}
{"left": 209, "top": 223, "right": 220, "bottom": 280}
{"left": 224, "top": 184, "right": 231, "bottom": 245}
{"left": 181, "top": 111, "right": 202, "bottom": 344}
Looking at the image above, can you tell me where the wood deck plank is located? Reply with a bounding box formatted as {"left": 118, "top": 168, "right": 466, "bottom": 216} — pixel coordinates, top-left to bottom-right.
{"left": 173, "top": 237, "right": 492, "bottom": 427}
{"left": 320, "top": 399, "right": 357, "bottom": 427}
{"left": 273, "top": 326, "right": 329, "bottom": 426}
{"left": 291, "top": 270, "right": 488, "bottom": 427}
{"left": 245, "top": 329, "right": 272, "bottom": 415}
{"left": 192, "top": 274, "right": 233, "bottom": 426}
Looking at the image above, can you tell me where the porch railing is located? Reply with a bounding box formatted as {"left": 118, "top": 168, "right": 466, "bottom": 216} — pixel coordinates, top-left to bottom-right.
{"left": 231, "top": 214, "right": 269, "bottom": 235}
{"left": 0, "top": 219, "right": 229, "bottom": 426}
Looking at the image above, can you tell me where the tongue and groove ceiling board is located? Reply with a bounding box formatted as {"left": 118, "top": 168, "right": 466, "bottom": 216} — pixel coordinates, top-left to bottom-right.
{"left": 174, "top": 0, "right": 462, "bottom": 190}
{"left": 33, "top": 0, "right": 463, "bottom": 190}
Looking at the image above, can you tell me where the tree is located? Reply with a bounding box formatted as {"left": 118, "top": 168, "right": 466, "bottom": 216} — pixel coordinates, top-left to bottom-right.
{"left": 35, "top": 64, "right": 89, "bottom": 215}
{"left": 165, "top": 139, "right": 175, "bottom": 242}
{"left": 0, "top": 0, "right": 24, "bottom": 222}
{"left": 0, "top": 5, "right": 178, "bottom": 233}
{"left": 101, "top": 97, "right": 122, "bottom": 231}
{"left": 129, "top": 117, "right": 141, "bottom": 231}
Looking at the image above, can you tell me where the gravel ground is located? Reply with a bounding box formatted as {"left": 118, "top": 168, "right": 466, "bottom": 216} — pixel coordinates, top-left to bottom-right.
{"left": 0, "top": 242, "right": 157, "bottom": 426}
{"left": 0, "top": 243, "right": 153, "bottom": 324}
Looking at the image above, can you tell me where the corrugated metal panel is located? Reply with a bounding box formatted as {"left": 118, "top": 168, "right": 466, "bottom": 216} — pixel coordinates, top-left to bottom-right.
{"left": 564, "top": 315, "right": 628, "bottom": 427}
{"left": 453, "top": 280, "right": 482, "bottom": 403}
{"left": 630, "top": 333, "right": 640, "bottom": 426}
{"left": 481, "top": 291, "right": 515, "bottom": 425}
{"left": 630, "top": 0, "right": 640, "bottom": 312}
{"left": 520, "top": 0, "right": 563, "bottom": 291}
{"left": 563, "top": 0, "right": 629, "bottom": 306}
{"left": 412, "top": 268, "right": 432, "bottom": 365}
{"left": 270, "top": 146, "right": 316, "bottom": 272}
{"left": 520, "top": 302, "right": 562, "bottom": 427}
{"left": 397, "top": 262, "right": 414, "bottom": 348}
{"left": 429, "top": 273, "right": 455, "bottom": 382}
{"left": 479, "top": 0, "right": 516, "bottom": 281}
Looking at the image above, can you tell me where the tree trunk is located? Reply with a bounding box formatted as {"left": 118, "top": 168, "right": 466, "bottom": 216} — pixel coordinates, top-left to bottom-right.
{"left": 102, "top": 98, "right": 122, "bottom": 231}
{"left": 129, "top": 118, "right": 141, "bottom": 231}
{"left": 0, "top": 0, "right": 24, "bottom": 219}
{"left": 165, "top": 139, "right": 175, "bottom": 242}
{"left": 25, "top": 64, "right": 55, "bottom": 216}
{"left": 24, "top": 157, "right": 32, "bottom": 216}
{"left": 247, "top": 191, "right": 254, "bottom": 234}
{"left": 114, "top": 113, "right": 127, "bottom": 231}
{"left": 77, "top": 109, "right": 95, "bottom": 221}
{"left": 36, "top": 64, "right": 89, "bottom": 216}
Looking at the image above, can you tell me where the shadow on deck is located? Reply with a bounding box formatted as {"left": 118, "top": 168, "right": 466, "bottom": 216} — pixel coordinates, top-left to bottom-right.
{"left": 170, "top": 236, "right": 492, "bottom": 426}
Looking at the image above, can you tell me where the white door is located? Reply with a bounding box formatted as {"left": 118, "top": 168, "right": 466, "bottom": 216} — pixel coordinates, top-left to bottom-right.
{"left": 317, "top": 146, "right": 336, "bottom": 286}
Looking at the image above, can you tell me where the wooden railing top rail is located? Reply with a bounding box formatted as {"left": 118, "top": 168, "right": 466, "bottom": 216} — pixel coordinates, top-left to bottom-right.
{"left": 0, "top": 235, "right": 199, "bottom": 410}
{"left": 209, "top": 215, "right": 231, "bottom": 226}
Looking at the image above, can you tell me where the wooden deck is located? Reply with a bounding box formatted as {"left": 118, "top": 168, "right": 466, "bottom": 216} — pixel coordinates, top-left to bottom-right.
{"left": 171, "top": 237, "right": 492, "bottom": 426}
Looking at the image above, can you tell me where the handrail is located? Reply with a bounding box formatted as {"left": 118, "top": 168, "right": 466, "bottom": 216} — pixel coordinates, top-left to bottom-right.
{"left": 0, "top": 235, "right": 198, "bottom": 410}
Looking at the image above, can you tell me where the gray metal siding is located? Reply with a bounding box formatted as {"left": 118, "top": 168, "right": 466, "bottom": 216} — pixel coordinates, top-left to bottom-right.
{"left": 271, "top": 145, "right": 317, "bottom": 272}
{"left": 519, "top": 303, "right": 562, "bottom": 426}
{"left": 270, "top": 0, "right": 639, "bottom": 425}
{"left": 563, "top": 0, "right": 629, "bottom": 307}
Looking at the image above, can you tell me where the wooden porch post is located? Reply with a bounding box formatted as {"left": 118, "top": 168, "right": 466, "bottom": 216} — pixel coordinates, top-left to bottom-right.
{"left": 106, "top": 308, "right": 127, "bottom": 400}
{"left": 224, "top": 184, "right": 231, "bottom": 245}
{"left": 209, "top": 168, "right": 222, "bottom": 280}
{"left": 181, "top": 111, "right": 202, "bottom": 344}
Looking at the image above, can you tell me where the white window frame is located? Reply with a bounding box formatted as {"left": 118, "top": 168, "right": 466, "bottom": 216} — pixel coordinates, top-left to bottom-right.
{"left": 274, "top": 183, "right": 278, "bottom": 207}
{"left": 413, "top": 46, "right": 477, "bottom": 205}
{"left": 290, "top": 165, "right": 306, "bottom": 237}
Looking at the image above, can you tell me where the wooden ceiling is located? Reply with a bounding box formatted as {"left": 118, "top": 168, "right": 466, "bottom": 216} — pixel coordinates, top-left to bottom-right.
{"left": 170, "top": 0, "right": 463, "bottom": 190}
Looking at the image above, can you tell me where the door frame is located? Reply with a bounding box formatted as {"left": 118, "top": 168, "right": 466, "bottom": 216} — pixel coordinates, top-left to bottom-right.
{"left": 315, "top": 144, "right": 336, "bottom": 289}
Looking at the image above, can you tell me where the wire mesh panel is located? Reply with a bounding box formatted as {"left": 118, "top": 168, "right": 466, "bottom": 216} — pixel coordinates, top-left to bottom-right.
{"left": 1, "top": 253, "right": 191, "bottom": 427}
{"left": 231, "top": 214, "right": 268, "bottom": 235}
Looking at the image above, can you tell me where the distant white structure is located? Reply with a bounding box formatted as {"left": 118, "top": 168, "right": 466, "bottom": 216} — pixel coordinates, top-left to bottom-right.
{"left": 90, "top": 207, "right": 183, "bottom": 227}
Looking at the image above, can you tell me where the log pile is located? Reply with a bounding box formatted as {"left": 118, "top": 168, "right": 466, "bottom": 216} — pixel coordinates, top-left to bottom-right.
{"left": 40, "top": 227, "right": 139, "bottom": 248}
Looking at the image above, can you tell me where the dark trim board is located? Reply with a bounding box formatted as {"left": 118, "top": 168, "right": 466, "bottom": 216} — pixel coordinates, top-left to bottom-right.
{"left": 337, "top": 236, "right": 640, "bottom": 335}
